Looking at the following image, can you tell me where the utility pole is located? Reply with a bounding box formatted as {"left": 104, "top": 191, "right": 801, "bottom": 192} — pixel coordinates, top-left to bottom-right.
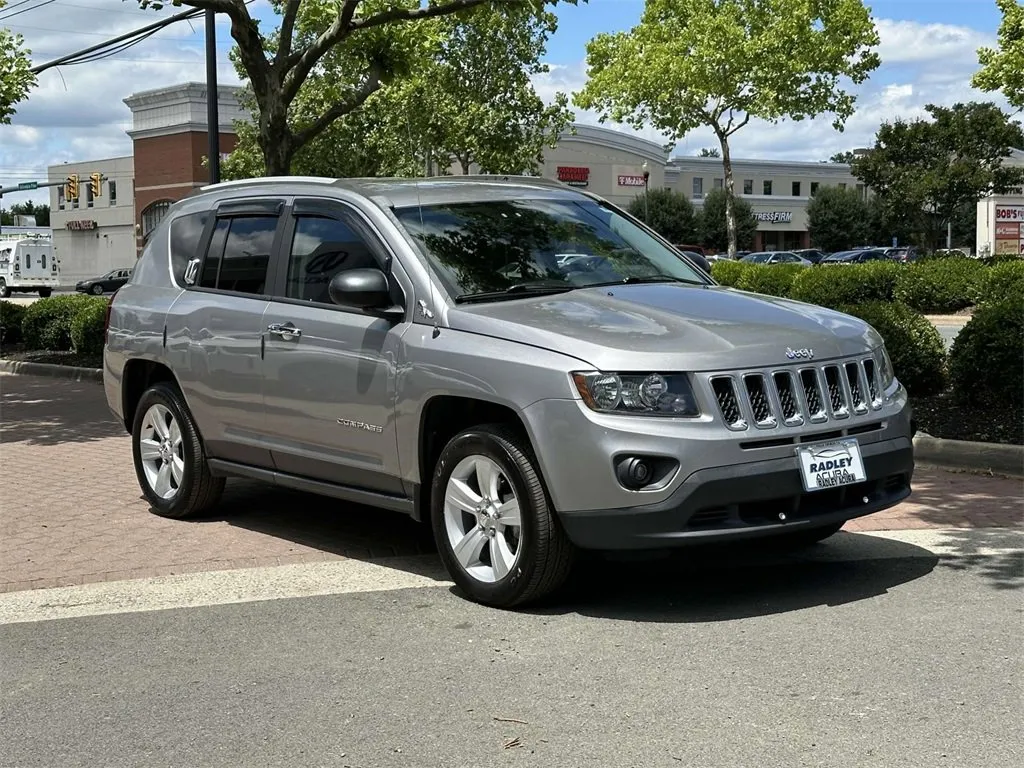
{"left": 205, "top": 10, "right": 221, "bottom": 185}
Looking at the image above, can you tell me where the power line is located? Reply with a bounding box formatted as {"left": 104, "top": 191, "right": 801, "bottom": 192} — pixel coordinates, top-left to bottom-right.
{"left": 0, "top": 0, "right": 38, "bottom": 19}
{"left": 0, "top": 0, "right": 56, "bottom": 22}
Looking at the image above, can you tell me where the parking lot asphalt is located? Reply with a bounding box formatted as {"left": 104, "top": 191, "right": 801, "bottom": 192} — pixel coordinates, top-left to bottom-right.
{"left": 1, "top": 373, "right": 1020, "bottom": 595}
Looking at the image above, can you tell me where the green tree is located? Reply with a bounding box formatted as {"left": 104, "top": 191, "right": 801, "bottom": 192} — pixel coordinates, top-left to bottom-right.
{"left": 0, "top": 0, "right": 36, "bottom": 124}
{"left": 627, "top": 188, "right": 697, "bottom": 243}
{"left": 0, "top": 201, "right": 50, "bottom": 226}
{"left": 698, "top": 188, "right": 757, "bottom": 252}
{"left": 829, "top": 150, "right": 856, "bottom": 164}
{"left": 867, "top": 194, "right": 919, "bottom": 249}
{"left": 574, "top": 0, "right": 879, "bottom": 258}
{"left": 806, "top": 185, "right": 870, "bottom": 251}
{"left": 973, "top": 0, "right": 1024, "bottom": 110}
{"left": 852, "top": 102, "right": 1024, "bottom": 250}
{"left": 140, "top": 0, "right": 577, "bottom": 176}
{"left": 697, "top": 147, "right": 719, "bottom": 157}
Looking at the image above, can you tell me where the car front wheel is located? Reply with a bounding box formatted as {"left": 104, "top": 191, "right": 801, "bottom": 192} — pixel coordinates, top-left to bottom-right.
{"left": 91, "top": 284, "right": 104, "bottom": 295}
{"left": 132, "top": 382, "right": 225, "bottom": 519}
{"left": 431, "top": 424, "right": 575, "bottom": 608}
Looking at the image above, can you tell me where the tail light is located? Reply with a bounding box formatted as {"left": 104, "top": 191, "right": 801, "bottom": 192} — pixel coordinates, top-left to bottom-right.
{"left": 104, "top": 290, "right": 118, "bottom": 342}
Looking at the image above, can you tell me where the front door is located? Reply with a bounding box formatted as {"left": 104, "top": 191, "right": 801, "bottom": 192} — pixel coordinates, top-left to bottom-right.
{"left": 260, "top": 198, "right": 407, "bottom": 495}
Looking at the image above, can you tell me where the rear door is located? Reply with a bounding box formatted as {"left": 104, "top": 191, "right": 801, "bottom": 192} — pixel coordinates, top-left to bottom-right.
{"left": 163, "top": 198, "right": 287, "bottom": 468}
{"left": 260, "top": 197, "right": 408, "bottom": 495}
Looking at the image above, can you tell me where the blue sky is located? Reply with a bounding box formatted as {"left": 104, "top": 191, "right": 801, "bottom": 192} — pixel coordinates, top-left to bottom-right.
{"left": 0, "top": 0, "right": 1011, "bottom": 207}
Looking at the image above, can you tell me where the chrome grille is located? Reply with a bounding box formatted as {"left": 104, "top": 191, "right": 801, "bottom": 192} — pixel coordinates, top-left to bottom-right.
{"left": 711, "top": 356, "right": 882, "bottom": 431}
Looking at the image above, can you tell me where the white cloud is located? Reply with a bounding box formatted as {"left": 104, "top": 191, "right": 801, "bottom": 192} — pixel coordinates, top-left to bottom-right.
{"left": 874, "top": 18, "right": 993, "bottom": 66}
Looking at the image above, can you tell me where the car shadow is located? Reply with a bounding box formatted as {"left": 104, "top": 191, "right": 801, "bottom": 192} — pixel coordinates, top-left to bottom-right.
{"left": 0, "top": 374, "right": 126, "bottom": 446}
{"left": 509, "top": 533, "right": 942, "bottom": 623}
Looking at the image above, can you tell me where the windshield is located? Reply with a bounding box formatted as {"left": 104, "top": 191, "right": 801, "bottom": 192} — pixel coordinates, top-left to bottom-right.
{"left": 823, "top": 251, "right": 856, "bottom": 261}
{"left": 393, "top": 198, "right": 708, "bottom": 300}
{"left": 741, "top": 252, "right": 771, "bottom": 263}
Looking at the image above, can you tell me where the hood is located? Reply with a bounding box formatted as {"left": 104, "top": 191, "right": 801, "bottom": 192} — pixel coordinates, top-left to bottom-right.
{"left": 448, "top": 283, "right": 881, "bottom": 372}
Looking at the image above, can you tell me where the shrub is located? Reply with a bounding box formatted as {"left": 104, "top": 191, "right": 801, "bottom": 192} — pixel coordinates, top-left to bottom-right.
{"left": 835, "top": 301, "right": 947, "bottom": 396}
{"left": 894, "top": 258, "right": 986, "bottom": 313}
{"left": 71, "top": 299, "right": 109, "bottom": 358}
{"left": 710, "top": 259, "right": 750, "bottom": 287}
{"left": 735, "top": 263, "right": 805, "bottom": 298}
{"left": 949, "top": 299, "right": 1024, "bottom": 409}
{"left": 972, "top": 259, "right": 1024, "bottom": 306}
{"left": 21, "top": 294, "right": 98, "bottom": 351}
{"left": 789, "top": 261, "right": 901, "bottom": 309}
{"left": 0, "top": 300, "right": 26, "bottom": 345}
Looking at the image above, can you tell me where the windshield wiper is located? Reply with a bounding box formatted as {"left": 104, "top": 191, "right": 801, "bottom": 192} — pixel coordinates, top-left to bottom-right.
{"left": 454, "top": 282, "right": 578, "bottom": 303}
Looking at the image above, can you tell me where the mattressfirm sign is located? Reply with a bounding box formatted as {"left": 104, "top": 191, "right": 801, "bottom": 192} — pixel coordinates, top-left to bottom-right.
{"left": 556, "top": 166, "right": 589, "bottom": 187}
{"left": 66, "top": 220, "right": 97, "bottom": 231}
{"left": 617, "top": 174, "right": 646, "bottom": 187}
{"left": 753, "top": 211, "right": 793, "bottom": 224}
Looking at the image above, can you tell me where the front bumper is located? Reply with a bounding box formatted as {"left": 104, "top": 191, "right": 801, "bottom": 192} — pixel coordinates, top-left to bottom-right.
{"left": 556, "top": 436, "right": 913, "bottom": 550}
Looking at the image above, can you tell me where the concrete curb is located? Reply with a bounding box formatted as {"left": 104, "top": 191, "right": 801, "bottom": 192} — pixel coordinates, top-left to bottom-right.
{"left": 0, "top": 359, "right": 102, "bottom": 383}
{"left": 913, "top": 433, "right": 1023, "bottom": 477}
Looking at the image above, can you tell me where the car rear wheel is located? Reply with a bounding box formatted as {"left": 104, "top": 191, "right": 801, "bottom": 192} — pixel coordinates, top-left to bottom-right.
{"left": 431, "top": 424, "right": 575, "bottom": 608}
{"left": 0, "top": 279, "right": 10, "bottom": 298}
{"left": 132, "top": 381, "right": 225, "bottom": 519}
{"left": 37, "top": 288, "right": 51, "bottom": 298}
{"left": 91, "top": 284, "right": 104, "bottom": 295}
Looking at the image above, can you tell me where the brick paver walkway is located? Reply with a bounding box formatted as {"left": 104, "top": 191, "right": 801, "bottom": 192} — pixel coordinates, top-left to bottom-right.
{"left": 1, "top": 373, "right": 1021, "bottom": 594}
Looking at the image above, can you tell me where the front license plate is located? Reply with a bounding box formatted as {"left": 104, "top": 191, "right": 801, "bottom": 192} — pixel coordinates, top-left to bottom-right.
{"left": 796, "top": 438, "right": 867, "bottom": 492}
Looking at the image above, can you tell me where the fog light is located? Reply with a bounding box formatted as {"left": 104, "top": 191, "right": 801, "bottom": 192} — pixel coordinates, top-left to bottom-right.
{"left": 616, "top": 457, "right": 652, "bottom": 490}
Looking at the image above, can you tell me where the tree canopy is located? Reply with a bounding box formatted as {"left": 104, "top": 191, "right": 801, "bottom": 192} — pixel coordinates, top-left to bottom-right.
{"left": 0, "top": 201, "right": 50, "bottom": 226}
{"left": 141, "top": 0, "right": 577, "bottom": 175}
{"left": 626, "top": 188, "right": 698, "bottom": 244}
{"left": 851, "top": 102, "right": 1024, "bottom": 248}
{"left": 0, "top": 0, "right": 36, "bottom": 125}
{"left": 806, "top": 185, "right": 870, "bottom": 252}
{"left": 973, "top": 0, "right": 1024, "bottom": 111}
{"left": 573, "top": 0, "right": 879, "bottom": 257}
{"left": 222, "top": 2, "right": 572, "bottom": 179}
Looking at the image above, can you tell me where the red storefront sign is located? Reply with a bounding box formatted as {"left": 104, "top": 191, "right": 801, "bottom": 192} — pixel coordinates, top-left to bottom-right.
{"left": 556, "top": 166, "right": 589, "bottom": 187}
{"left": 995, "top": 222, "right": 1020, "bottom": 238}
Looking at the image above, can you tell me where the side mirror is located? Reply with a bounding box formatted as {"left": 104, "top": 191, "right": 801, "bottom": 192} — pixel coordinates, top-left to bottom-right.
{"left": 328, "top": 268, "right": 397, "bottom": 312}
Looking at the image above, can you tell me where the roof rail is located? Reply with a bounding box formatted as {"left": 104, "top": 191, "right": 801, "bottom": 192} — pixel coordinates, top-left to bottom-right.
{"left": 199, "top": 176, "right": 336, "bottom": 191}
{"left": 425, "top": 174, "right": 570, "bottom": 189}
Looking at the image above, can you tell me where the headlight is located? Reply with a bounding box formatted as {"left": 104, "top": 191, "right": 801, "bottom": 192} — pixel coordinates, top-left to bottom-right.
{"left": 571, "top": 371, "right": 700, "bottom": 416}
{"left": 877, "top": 346, "right": 896, "bottom": 390}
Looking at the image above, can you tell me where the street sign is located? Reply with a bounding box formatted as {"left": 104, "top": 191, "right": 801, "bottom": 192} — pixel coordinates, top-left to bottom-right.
{"left": 17, "top": 182, "right": 38, "bottom": 190}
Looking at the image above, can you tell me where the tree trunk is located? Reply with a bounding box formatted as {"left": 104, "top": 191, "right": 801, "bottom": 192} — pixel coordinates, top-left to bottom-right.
{"left": 459, "top": 154, "right": 471, "bottom": 175}
{"left": 259, "top": 105, "right": 294, "bottom": 176}
{"left": 718, "top": 133, "right": 738, "bottom": 258}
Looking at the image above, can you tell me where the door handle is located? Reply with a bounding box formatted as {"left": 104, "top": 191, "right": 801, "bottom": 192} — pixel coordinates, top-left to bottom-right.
{"left": 267, "top": 322, "right": 302, "bottom": 340}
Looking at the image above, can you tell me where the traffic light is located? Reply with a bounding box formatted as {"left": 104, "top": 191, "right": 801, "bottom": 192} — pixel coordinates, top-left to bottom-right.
{"left": 89, "top": 172, "right": 102, "bottom": 197}
{"left": 66, "top": 174, "right": 79, "bottom": 202}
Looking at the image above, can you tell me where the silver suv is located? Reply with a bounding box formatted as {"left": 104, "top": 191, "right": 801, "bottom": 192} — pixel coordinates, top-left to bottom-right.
{"left": 104, "top": 176, "right": 914, "bottom": 607}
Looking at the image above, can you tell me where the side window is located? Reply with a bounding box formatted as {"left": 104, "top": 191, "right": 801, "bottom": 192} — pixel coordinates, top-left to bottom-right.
{"left": 200, "top": 215, "right": 277, "bottom": 295}
{"left": 284, "top": 214, "right": 382, "bottom": 304}
{"left": 41, "top": 254, "right": 47, "bottom": 270}
{"left": 25, "top": 252, "right": 31, "bottom": 269}
{"left": 170, "top": 211, "right": 210, "bottom": 285}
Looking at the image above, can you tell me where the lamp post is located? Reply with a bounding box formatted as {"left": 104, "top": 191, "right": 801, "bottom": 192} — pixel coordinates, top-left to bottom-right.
{"left": 642, "top": 161, "right": 650, "bottom": 222}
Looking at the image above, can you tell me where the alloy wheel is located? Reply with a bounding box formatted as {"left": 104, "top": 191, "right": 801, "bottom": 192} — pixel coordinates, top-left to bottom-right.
{"left": 138, "top": 403, "right": 185, "bottom": 499}
{"left": 443, "top": 455, "right": 522, "bottom": 583}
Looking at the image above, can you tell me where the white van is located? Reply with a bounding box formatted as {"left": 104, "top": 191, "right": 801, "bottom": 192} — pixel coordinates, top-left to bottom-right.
{"left": 0, "top": 237, "right": 60, "bottom": 298}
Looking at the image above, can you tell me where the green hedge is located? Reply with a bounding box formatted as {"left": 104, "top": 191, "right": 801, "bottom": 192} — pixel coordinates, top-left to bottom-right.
{"left": 734, "top": 263, "right": 806, "bottom": 298}
{"left": 972, "top": 259, "right": 1024, "bottom": 306}
{"left": 0, "top": 300, "right": 26, "bottom": 345}
{"left": 70, "top": 300, "right": 109, "bottom": 358}
{"left": 710, "top": 260, "right": 750, "bottom": 287}
{"left": 789, "top": 261, "right": 901, "bottom": 309}
{"left": 835, "top": 301, "right": 947, "bottom": 396}
{"left": 893, "top": 258, "right": 986, "bottom": 314}
{"left": 21, "top": 295, "right": 105, "bottom": 352}
{"left": 949, "top": 300, "right": 1024, "bottom": 408}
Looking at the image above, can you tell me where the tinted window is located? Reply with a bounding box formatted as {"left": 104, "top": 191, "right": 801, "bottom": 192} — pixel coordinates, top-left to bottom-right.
{"left": 394, "top": 198, "right": 707, "bottom": 299}
{"left": 285, "top": 215, "right": 381, "bottom": 303}
{"left": 41, "top": 254, "right": 47, "bottom": 270}
{"left": 24, "top": 253, "right": 30, "bottom": 269}
{"left": 200, "top": 215, "right": 276, "bottom": 294}
{"left": 170, "top": 211, "right": 210, "bottom": 284}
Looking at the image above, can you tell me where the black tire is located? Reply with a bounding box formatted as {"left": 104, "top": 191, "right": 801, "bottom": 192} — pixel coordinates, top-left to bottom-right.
{"left": 770, "top": 521, "right": 845, "bottom": 549}
{"left": 0, "top": 279, "right": 10, "bottom": 298}
{"left": 131, "top": 381, "right": 225, "bottom": 519}
{"left": 37, "top": 288, "right": 52, "bottom": 298}
{"left": 91, "top": 284, "right": 104, "bottom": 295}
{"left": 430, "top": 424, "right": 575, "bottom": 608}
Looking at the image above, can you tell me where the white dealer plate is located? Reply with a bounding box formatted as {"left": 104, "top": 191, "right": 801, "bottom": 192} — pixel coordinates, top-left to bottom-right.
{"left": 796, "top": 438, "right": 867, "bottom": 492}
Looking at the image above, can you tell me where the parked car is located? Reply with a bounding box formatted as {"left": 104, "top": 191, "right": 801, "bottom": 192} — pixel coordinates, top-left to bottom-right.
{"left": 740, "top": 250, "right": 812, "bottom": 265}
{"left": 885, "top": 247, "right": 920, "bottom": 263}
{"left": 76, "top": 267, "right": 133, "bottom": 295}
{"left": 0, "top": 237, "right": 60, "bottom": 297}
{"left": 673, "top": 243, "right": 705, "bottom": 256}
{"left": 793, "top": 248, "right": 827, "bottom": 264}
{"left": 676, "top": 248, "right": 711, "bottom": 273}
{"left": 821, "top": 248, "right": 890, "bottom": 264}
{"left": 103, "top": 175, "right": 914, "bottom": 608}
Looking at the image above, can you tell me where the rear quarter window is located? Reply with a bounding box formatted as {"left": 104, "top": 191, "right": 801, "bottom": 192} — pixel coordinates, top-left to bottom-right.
{"left": 169, "top": 211, "right": 210, "bottom": 285}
